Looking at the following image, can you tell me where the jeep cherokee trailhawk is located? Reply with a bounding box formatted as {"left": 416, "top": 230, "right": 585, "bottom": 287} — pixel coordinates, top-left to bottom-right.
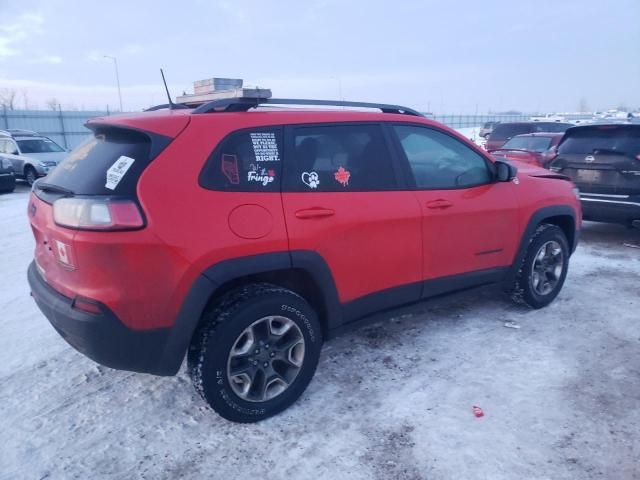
{"left": 27, "top": 95, "right": 581, "bottom": 422}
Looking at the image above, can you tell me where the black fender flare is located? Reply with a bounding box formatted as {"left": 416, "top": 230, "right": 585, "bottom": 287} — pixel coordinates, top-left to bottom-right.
{"left": 155, "top": 250, "right": 340, "bottom": 375}
{"left": 505, "top": 204, "right": 579, "bottom": 286}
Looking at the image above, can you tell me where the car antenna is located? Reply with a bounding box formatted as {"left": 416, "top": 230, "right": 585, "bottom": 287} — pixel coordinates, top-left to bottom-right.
{"left": 160, "top": 68, "right": 176, "bottom": 109}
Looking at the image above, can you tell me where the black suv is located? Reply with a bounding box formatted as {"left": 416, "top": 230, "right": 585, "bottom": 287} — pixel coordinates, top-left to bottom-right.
{"left": 548, "top": 123, "right": 640, "bottom": 227}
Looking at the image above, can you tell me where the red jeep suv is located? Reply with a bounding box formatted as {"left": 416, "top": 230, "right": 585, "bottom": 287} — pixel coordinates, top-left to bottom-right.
{"left": 27, "top": 97, "right": 581, "bottom": 422}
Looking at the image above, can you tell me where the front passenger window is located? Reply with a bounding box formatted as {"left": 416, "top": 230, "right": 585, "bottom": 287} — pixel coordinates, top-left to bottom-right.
{"left": 393, "top": 125, "right": 492, "bottom": 189}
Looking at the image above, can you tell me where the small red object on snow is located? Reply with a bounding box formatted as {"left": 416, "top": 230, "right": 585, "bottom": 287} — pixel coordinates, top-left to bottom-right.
{"left": 472, "top": 406, "right": 484, "bottom": 418}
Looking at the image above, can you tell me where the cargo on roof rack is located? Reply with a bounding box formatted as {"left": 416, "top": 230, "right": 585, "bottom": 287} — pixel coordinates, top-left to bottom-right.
{"left": 191, "top": 97, "right": 424, "bottom": 116}
{"left": 146, "top": 82, "right": 422, "bottom": 116}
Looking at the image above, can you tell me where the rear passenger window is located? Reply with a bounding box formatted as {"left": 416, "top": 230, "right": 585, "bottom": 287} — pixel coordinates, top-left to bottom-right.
{"left": 287, "top": 124, "right": 397, "bottom": 191}
{"left": 200, "top": 128, "right": 283, "bottom": 191}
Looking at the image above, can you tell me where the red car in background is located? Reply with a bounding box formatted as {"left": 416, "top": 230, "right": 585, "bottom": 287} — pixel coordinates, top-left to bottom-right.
{"left": 488, "top": 133, "right": 564, "bottom": 167}
{"left": 486, "top": 122, "right": 573, "bottom": 151}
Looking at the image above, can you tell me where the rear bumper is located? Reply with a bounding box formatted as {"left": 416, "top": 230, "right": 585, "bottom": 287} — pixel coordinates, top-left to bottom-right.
{"left": 27, "top": 261, "right": 179, "bottom": 375}
{"left": 580, "top": 193, "right": 640, "bottom": 225}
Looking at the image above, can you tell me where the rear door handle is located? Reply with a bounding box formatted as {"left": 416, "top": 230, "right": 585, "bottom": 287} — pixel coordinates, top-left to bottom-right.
{"left": 426, "top": 199, "right": 453, "bottom": 209}
{"left": 295, "top": 208, "right": 335, "bottom": 219}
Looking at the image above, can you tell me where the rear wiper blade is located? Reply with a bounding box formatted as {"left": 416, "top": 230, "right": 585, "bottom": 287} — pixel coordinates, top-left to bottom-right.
{"left": 36, "top": 182, "right": 74, "bottom": 195}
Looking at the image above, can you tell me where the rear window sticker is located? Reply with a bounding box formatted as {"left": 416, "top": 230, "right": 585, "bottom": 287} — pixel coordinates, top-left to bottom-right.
{"left": 334, "top": 166, "right": 351, "bottom": 187}
{"left": 247, "top": 164, "right": 275, "bottom": 186}
{"left": 221, "top": 154, "right": 240, "bottom": 184}
{"left": 301, "top": 171, "right": 320, "bottom": 189}
{"left": 105, "top": 155, "right": 135, "bottom": 190}
{"left": 250, "top": 132, "right": 280, "bottom": 162}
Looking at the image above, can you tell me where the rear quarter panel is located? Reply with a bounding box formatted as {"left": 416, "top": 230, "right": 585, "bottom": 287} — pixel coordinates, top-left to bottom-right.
{"left": 136, "top": 115, "right": 290, "bottom": 325}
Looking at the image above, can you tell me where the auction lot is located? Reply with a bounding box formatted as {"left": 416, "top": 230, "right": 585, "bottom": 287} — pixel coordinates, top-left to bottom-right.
{"left": 1, "top": 184, "right": 639, "bottom": 480}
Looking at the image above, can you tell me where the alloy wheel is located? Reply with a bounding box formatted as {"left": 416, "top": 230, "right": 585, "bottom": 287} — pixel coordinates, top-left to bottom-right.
{"left": 226, "top": 316, "right": 305, "bottom": 402}
{"left": 531, "top": 240, "right": 564, "bottom": 296}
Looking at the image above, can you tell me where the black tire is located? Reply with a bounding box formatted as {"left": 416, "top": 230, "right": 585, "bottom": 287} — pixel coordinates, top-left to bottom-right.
{"left": 24, "top": 166, "right": 37, "bottom": 186}
{"left": 188, "top": 283, "right": 323, "bottom": 423}
{"left": 510, "top": 224, "right": 570, "bottom": 309}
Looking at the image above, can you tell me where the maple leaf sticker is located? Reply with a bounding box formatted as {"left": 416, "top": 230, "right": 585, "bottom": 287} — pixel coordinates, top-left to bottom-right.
{"left": 334, "top": 166, "right": 351, "bottom": 186}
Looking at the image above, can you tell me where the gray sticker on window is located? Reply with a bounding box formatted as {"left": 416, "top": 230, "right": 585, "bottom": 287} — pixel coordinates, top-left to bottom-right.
{"left": 105, "top": 155, "right": 135, "bottom": 190}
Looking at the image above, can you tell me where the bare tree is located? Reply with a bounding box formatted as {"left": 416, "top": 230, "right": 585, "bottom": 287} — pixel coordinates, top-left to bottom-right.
{"left": 46, "top": 98, "right": 60, "bottom": 111}
{"left": 21, "top": 88, "right": 30, "bottom": 110}
{"left": 0, "top": 88, "right": 17, "bottom": 110}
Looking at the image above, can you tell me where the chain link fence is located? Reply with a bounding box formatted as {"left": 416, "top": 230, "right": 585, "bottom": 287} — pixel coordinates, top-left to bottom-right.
{"left": 1, "top": 106, "right": 110, "bottom": 149}
{"left": 2, "top": 107, "right": 593, "bottom": 149}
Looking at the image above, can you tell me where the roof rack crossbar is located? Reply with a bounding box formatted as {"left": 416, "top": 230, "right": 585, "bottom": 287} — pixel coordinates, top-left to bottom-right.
{"left": 191, "top": 98, "right": 423, "bottom": 116}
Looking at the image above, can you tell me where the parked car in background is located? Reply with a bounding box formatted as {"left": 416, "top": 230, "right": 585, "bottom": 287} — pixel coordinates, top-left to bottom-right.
{"left": 0, "top": 130, "right": 67, "bottom": 185}
{"left": 486, "top": 122, "right": 573, "bottom": 151}
{"left": 0, "top": 156, "right": 16, "bottom": 193}
{"left": 547, "top": 123, "right": 640, "bottom": 228}
{"left": 479, "top": 121, "right": 500, "bottom": 138}
{"left": 488, "top": 133, "right": 564, "bottom": 167}
{"left": 27, "top": 92, "right": 581, "bottom": 423}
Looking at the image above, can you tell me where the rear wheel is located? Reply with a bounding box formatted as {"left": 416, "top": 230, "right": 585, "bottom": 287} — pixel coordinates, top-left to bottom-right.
{"left": 188, "top": 283, "right": 323, "bottom": 423}
{"left": 24, "top": 166, "right": 37, "bottom": 186}
{"left": 510, "top": 224, "right": 569, "bottom": 309}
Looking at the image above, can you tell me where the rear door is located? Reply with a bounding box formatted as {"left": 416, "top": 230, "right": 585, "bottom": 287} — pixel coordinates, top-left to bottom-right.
{"left": 389, "top": 124, "right": 520, "bottom": 284}
{"left": 550, "top": 125, "right": 640, "bottom": 195}
{"left": 281, "top": 122, "right": 423, "bottom": 312}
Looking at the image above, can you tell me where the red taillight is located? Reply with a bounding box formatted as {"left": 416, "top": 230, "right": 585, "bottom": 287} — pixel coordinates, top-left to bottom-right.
{"left": 53, "top": 197, "right": 144, "bottom": 231}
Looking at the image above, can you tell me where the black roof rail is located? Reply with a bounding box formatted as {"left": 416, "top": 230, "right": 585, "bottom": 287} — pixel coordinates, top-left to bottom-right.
{"left": 191, "top": 98, "right": 423, "bottom": 116}
{"left": 144, "top": 103, "right": 191, "bottom": 112}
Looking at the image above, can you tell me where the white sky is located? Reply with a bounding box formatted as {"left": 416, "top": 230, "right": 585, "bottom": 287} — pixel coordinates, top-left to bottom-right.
{"left": 0, "top": 0, "right": 638, "bottom": 113}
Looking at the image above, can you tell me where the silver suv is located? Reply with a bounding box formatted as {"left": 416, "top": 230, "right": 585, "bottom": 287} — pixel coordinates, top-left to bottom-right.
{"left": 0, "top": 129, "right": 68, "bottom": 185}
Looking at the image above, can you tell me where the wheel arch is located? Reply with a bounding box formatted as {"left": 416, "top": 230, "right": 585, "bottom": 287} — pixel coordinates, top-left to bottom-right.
{"left": 155, "top": 251, "right": 340, "bottom": 375}
{"left": 505, "top": 204, "right": 579, "bottom": 286}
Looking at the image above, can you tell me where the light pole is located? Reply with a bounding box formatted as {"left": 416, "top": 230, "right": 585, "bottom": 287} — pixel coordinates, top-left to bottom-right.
{"left": 104, "top": 55, "right": 123, "bottom": 112}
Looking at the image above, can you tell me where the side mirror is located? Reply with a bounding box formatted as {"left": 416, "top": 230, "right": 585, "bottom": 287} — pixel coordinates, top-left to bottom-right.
{"left": 495, "top": 159, "right": 518, "bottom": 182}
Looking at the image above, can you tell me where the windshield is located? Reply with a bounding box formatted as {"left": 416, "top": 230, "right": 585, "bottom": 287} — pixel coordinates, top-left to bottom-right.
{"left": 502, "top": 136, "right": 553, "bottom": 152}
{"left": 17, "top": 137, "right": 65, "bottom": 153}
{"left": 558, "top": 126, "right": 640, "bottom": 156}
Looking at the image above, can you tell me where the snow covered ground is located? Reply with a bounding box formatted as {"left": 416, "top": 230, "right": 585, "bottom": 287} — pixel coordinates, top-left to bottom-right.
{"left": 454, "top": 127, "right": 487, "bottom": 149}
{"left": 1, "top": 184, "right": 639, "bottom": 480}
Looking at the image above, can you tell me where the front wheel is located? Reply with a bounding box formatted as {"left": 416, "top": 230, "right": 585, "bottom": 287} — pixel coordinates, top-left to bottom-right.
{"left": 24, "top": 166, "right": 37, "bottom": 186}
{"left": 188, "top": 284, "right": 323, "bottom": 423}
{"left": 510, "top": 224, "right": 570, "bottom": 309}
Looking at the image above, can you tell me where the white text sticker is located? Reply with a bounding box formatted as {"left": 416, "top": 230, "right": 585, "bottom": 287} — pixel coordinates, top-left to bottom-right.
{"left": 250, "top": 132, "right": 280, "bottom": 162}
{"left": 105, "top": 156, "right": 135, "bottom": 190}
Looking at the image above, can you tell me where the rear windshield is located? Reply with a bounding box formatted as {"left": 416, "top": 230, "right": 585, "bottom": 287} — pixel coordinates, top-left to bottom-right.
{"left": 558, "top": 126, "right": 640, "bottom": 157}
{"left": 532, "top": 122, "right": 573, "bottom": 133}
{"left": 502, "top": 136, "right": 553, "bottom": 152}
{"left": 490, "top": 124, "right": 532, "bottom": 141}
{"left": 43, "top": 127, "right": 159, "bottom": 196}
{"left": 17, "top": 137, "right": 65, "bottom": 153}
